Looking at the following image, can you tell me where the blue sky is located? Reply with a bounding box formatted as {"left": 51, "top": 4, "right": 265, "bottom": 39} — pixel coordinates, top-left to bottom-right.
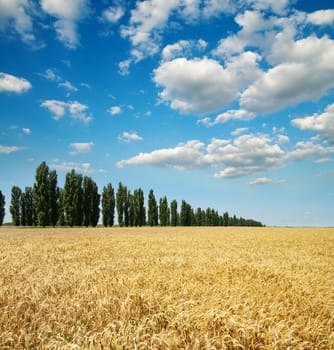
{"left": 1, "top": 0, "right": 334, "bottom": 226}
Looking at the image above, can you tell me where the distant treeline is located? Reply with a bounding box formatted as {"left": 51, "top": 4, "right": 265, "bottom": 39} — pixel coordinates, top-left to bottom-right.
{"left": 0, "top": 162, "right": 264, "bottom": 227}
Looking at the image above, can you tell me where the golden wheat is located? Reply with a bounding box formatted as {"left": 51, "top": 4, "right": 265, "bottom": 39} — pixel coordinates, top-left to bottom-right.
{"left": 0, "top": 227, "right": 333, "bottom": 349}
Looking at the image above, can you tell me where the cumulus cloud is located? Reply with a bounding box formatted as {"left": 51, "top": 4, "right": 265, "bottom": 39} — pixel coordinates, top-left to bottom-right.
{"left": 0, "top": 145, "right": 23, "bottom": 154}
{"left": 161, "top": 39, "right": 207, "bottom": 61}
{"left": 0, "top": 0, "right": 35, "bottom": 43}
{"left": 0, "top": 72, "right": 32, "bottom": 93}
{"left": 121, "top": 0, "right": 179, "bottom": 61}
{"left": 241, "top": 35, "right": 334, "bottom": 113}
{"left": 69, "top": 142, "right": 94, "bottom": 155}
{"left": 118, "top": 131, "right": 143, "bottom": 143}
{"left": 307, "top": 9, "right": 334, "bottom": 26}
{"left": 154, "top": 53, "right": 261, "bottom": 114}
{"left": 291, "top": 103, "right": 334, "bottom": 143}
{"left": 40, "top": 0, "right": 90, "bottom": 49}
{"left": 117, "top": 140, "right": 207, "bottom": 170}
{"left": 289, "top": 140, "right": 334, "bottom": 161}
{"left": 117, "top": 133, "right": 285, "bottom": 178}
{"left": 41, "top": 99, "right": 92, "bottom": 124}
{"left": 108, "top": 106, "right": 122, "bottom": 115}
{"left": 40, "top": 100, "right": 67, "bottom": 120}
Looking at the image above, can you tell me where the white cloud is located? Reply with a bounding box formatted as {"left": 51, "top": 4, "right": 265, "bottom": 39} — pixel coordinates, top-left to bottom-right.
{"left": 199, "top": 109, "right": 255, "bottom": 126}
{"left": 40, "top": 68, "right": 62, "bottom": 82}
{"left": 289, "top": 140, "right": 334, "bottom": 161}
{"left": 41, "top": 99, "right": 92, "bottom": 124}
{"left": 291, "top": 103, "right": 334, "bottom": 143}
{"left": 118, "top": 59, "right": 131, "bottom": 76}
{"left": 69, "top": 142, "right": 94, "bottom": 155}
{"left": 118, "top": 131, "right": 143, "bottom": 143}
{"left": 154, "top": 57, "right": 233, "bottom": 114}
{"left": 40, "top": 100, "right": 67, "bottom": 120}
{"left": 58, "top": 80, "right": 78, "bottom": 92}
{"left": 249, "top": 177, "right": 286, "bottom": 185}
{"left": 246, "top": 0, "right": 290, "bottom": 15}
{"left": 0, "top": 145, "right": 23, "bottom": 154}
{"left": 0, "top": 0, "right": 35, "bottom": 43}
{"left": 108, "top": 106, "right": 122, "bottom": 115}
{"left": 102, "top": 5, "right": 124, "bottom": 23}
{"left": 307, "top": 9, "right": 334, "bottom": 26}
{"left": 161, "top": 39, "right": 207, "bottom": 61}
{"left": 40, "top": 0, "right": 90, "bottom": 49}
{"left": 154, "top": 54, "right": 261, "bottom": 115}
{"left": 0, "top": 72, "right": 31, "bottom": 93}
{"left": 22, "top": 128, "right": 31, "bottom": 135}
{"left": 121, "top": 0, "right": 179, "bottom": 61}
{"left": 231, "top": 127, "right": 249, "bottom": 136}
{"left": 50, "top": 161, "right": 105, "bottom": 174}
{"left": 117, "top": 133, "right": 285, "bottom": 178}
{"left": 241, "top": 35, "right": 334, "bottom": 113}
{"left": 117, "top": 140, "right": 207, "bottom": 170}
{"left": 277, "top": 134, "right": 289, "bottom": 144}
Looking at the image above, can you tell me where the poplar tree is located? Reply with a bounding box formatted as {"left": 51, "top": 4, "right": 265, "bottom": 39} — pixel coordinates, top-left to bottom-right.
{"left": 159, "top": 196, "right": 169, "bottom": 226}
{"left": 10, "top": 186, "right": 21, "bottom": 226}
{"left": 91, "top": 181, "right": 100, "bottom": 227}
{"left": 170, "top": 200, "right": 178, "bottom": 226}
{"left": 82, "top": 177, "right": 100, "bottom": 227}
{"left": 116, "top": 182, "right": 127, "bottom": 227}
{"left": 133, "top": 188, "right": 145, "bottom": 226}
{"left": 102, "top": 183, "right": 115, "bottom": 227}
{"left": 33, "top": 161, "right": 50, "bottom": 226}
{"left": 24, "top": 187, "right": 34, "bottom": 226}
{"left": 57, "top": 188, "right": 66, "bottom": 226}
{"left": 64, "top": 170, "right": 83, "bottom": 227}
{"left": 48, "top": 170, "right": 59, "bottom": 227}
{"left": 148, "top": 189, "right": 158, "bottom": 226}
{"left": 0, "top": 190, "right": 5, "bottom": 226}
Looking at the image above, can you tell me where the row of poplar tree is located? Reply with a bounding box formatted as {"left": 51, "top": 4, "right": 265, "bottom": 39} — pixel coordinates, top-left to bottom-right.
{"left": 0, "top": 161, "right": 263, "bottom": 227}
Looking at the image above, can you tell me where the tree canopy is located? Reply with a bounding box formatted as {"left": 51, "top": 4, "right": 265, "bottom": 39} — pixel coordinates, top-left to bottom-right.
{"left": 5, "top": 161, "right": 264, "bottom": 228}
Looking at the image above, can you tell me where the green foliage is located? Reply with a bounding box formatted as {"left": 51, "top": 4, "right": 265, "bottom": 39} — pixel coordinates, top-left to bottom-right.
{"left": 48, "top": 170, "right": 59, "bottom": 227}
{"left": 102, "top": 183, "right": 115, "bottom": 227}
{"left": 170, "top": 200, "right": 178, "bottom": 226}
{"left": 33, "top": 161, "right": 51, "bottom": 227}
{"left": 148, "top": 189, "right": 158, "bottom": 226}
{"left": 10, "top": 186, "right": 22, "bottom": 226}
{"left": 7, "top": 162, "right": 264, "bottom": 228}
{"left": 0, "top": 190, "right": 5, "bottom": 226}
{"left": 116, "top": 182, "right": 127, "bottom": 227}
{"left": 159, "top": 196, "right": 169, "bottom": 226}
{"left": 83, "top": 176, "right": 100, "bottom": 227}
{"left": 64, "top": 170, "right": 83, "bottom": 227}
{"left": 133, "top": 188, "right": 145, "bottom": 226}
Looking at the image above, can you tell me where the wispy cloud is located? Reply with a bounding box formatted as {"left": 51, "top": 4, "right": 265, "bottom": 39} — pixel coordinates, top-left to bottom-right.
{"left": 0, "top": 145, "right": 24, "bottom": 154}
{"left": 249, "top": 177, "right": 286, "bottom": 185}
{"left": 69, "top": 142, "right": 94, "bottom": 155}
{"left": 118, "top": 132, "right": 143, "bottom": 143}
{"left": 50, "top": 161, "right": 105, "bottom": 174}
{"left": 41, "top": 99, "right": 93, "bottom": 124}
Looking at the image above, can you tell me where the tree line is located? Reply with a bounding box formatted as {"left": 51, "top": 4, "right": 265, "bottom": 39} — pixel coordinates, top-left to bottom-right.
{"left": 0, "top": 161, "right": 264, "bottom": 227}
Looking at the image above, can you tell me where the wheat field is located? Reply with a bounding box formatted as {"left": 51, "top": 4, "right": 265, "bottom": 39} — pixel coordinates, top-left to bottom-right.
{"left": 0, "top": 226, "right": 333, "bottom": 349}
